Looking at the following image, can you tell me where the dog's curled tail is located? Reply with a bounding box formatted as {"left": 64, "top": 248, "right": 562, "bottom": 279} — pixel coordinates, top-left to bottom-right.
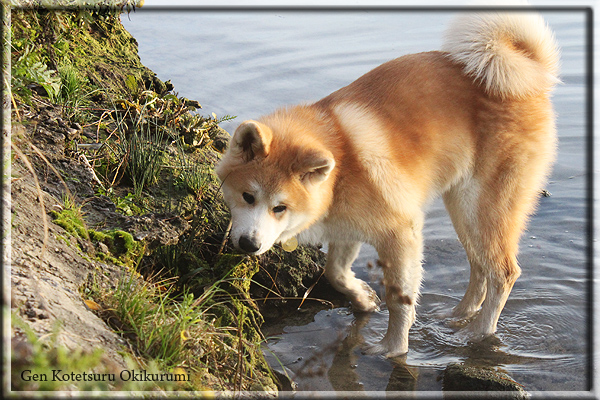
{"left": 442, "top": 12, "right": 560, "bottom": 99}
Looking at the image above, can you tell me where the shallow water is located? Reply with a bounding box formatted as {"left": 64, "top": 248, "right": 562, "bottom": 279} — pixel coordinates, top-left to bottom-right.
{"left": 123, "top": 8, "right": 590, "bottom": 393}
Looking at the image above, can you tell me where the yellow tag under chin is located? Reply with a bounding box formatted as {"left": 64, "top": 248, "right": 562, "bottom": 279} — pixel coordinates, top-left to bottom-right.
{"left": 282, "top": 237, "right": 298, "bottom": 252}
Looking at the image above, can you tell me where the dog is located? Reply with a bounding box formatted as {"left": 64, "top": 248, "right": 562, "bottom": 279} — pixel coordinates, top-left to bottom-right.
{"left": 216, "top": 11, "right": 559, "bottom": 357}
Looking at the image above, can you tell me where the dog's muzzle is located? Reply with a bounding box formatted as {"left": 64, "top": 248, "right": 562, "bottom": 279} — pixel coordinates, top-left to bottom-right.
{"left": 238, "top": 235, "right": 261, "bottom": 253}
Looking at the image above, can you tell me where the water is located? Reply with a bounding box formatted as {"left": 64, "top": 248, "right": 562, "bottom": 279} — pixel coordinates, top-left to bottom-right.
{"left": 123, "top": 8, "right": 590, "bottom": 393}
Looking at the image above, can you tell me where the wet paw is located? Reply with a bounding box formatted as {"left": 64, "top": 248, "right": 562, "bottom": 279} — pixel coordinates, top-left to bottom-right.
{"left": 445, "top": 308, "right": 480, "bottom": 329}
{"left": 363, "top": 341, "right": 388, "bottom": 356}
{"left": 363, "top": 339, "right": 407, "bottom": 358}
{"left": 450, "top": 306, "right": 480, "bottom": 320}
{"left": 446, "top": 316, "right": 471, "bottom": 330}
{"left": 433, "top": 308, "right": 453, "bottom": 319}
{"left": 351, "top": 283, "right": 381, "bottom": 312}
{"left": 454, "top": 325, "right": 490, "bottom": 344}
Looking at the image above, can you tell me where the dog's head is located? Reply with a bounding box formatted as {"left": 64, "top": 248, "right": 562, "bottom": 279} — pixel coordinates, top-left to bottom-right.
{"left": 216, "top": 112, "right": 335, "bottom": 255}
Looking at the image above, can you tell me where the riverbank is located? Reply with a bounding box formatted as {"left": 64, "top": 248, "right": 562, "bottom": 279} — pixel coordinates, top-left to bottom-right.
{"left": 8, "top": 2, "right": 332, "bottom": 394}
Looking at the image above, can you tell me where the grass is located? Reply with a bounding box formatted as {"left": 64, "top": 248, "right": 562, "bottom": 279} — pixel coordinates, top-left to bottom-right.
{"left": 86, "top": 269, "right": 277, "bottom": 391}
{"left": 45, "top": 194, "right": 276, "bottom": 391}
{"left": 90, "top": 86, "right": 229, "bottom": 222}
{"left": 105, "top": 88, "right": 227, "bottom": 202}
{"left": 151, "top": 236, "right": 208, "bottom": 283}
{"left": 57, "top": 61, "right": 98, "bottom": 123}
{"left": 12, "top": 314, "right": 107, "bottom": 391}
{"left": 126, "top": 124, "right": 165, "bottom": 198}
{"left": 175, "top": 139, "right": 211, "bottom": 200}
{"left": 111, "top": 96, "right": 167, "bottom": 198}
{"left": 11, "top": 44, "right": 61, "bottom": 104}
{"left": 9, "top": 1, "right": 141, "bottom": 8}
{"left": 11, "top": 313, "right": 163, "bottom": 391}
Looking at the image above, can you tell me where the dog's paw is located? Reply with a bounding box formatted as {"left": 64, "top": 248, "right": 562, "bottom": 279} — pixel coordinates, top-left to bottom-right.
{"left": 445, "top": 308, "right": 480, "bottom": 330}
{"left": 432, "top": 308, "right": 453, "bottom": 319}
{"left": 363, "top": 339, "right": 408, "bottom": 358}
{"left": 454, "top": 325, "right": 490, "bottom": 344}
{"left": 351, "top": 283, "right": 381, "bottom": 313}
{"left": 450, "top": 305, "right": 480, "bottom": 321}
{"left": 446, "top": 316, "right": 471, "bottom": 330}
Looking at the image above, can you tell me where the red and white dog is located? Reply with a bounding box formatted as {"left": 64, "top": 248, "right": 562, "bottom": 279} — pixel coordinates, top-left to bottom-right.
{"left": 217, "top": 11, "right": 559, "bottom": 357}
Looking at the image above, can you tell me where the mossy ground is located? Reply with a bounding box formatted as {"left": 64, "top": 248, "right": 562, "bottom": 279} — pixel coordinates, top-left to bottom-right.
{"left": 11, "top": 4, "right": 158, "bottom": 108}
{"left": 49, "top": 198, "right": 144, "bottom": 267}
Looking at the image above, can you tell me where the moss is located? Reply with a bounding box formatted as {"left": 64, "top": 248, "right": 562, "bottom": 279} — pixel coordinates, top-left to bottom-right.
{"left": 253, "top": 245, "right": 328, "bottom": 299}
{"left": 89, "top": 229, "right": 143, "bottom": 267}
{"left": 110, "top": 230, "right": 135, "bottom": 255}
{"left": 96, "top": 252, "right": 120, "bottom": 265}
{"left": 65, "top": 17, "right": 165, "bottom": 98}
{"left": 50, "top": 206, "right": 142, "bottom": 268}
{"left": 55, "top": 234, "right": 71, "bottom": 247}
{"left": 50, "top": 208, "right": 89, "bottom": 241}
{"left": 88, "top": 229, "right": 109, "bottom": 243}
{"left": 12, "top": 311, "right": 175, "bottom": 391}
{"left": 209, "top": 256, "right": 278, "bottom": 390}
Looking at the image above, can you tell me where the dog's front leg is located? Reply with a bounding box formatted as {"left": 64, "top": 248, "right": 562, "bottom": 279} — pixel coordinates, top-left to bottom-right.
{"left": 324, "top": 241, "right": 380, "bottom": 312}
{"left": 365, "top": 218, "right": 424, "bottom": 358}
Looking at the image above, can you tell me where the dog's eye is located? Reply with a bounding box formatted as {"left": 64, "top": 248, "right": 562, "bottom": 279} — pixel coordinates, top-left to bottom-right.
{"left": 242, "top": 192, "right": 255, "bottom": 204}
{"left": 273, "top": 205, "right": 287, "bottom": 214}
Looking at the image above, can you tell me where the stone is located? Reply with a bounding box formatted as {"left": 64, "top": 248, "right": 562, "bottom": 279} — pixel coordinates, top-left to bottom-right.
{"left": 443, "top": 363, "right": 528, "bottom": 398}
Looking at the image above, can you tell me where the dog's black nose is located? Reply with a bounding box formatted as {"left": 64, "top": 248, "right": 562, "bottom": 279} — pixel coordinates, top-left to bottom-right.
{"left": 239, "top": 236, "right": 260, "bottom": 253}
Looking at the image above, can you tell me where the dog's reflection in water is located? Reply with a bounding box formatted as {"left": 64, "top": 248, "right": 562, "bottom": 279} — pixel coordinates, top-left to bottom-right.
{"left": 292, "top": 312, "right": 418, "bottom": 392}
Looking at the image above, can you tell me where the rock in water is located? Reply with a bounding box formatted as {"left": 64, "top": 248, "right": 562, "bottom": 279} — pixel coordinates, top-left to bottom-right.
{"left": 443, "top": 363, "right": 528, "bottom": 398}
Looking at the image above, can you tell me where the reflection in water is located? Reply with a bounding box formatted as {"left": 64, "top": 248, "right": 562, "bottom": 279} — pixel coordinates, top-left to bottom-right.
{"left": 267, "top": 307, "right": 558, "bottom": 393}
{"left": 289, "top": 312, "right": 420, "bottom": 392}
{"left": 327, "top": 314, "right": 368, "bottom": 391}
{"left": 386, "top": 362, "right": 419, "bottom": 392}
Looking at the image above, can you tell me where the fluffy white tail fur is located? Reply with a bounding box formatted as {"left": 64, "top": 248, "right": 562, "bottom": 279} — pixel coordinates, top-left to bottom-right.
{"left": 442, "top": 12, "right": 560, "bottom": 99}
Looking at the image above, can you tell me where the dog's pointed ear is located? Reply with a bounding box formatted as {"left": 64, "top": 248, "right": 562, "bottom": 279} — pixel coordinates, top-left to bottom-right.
{"left": 230, "top": 120, "right": 272, "bottom": 162}
{"left": 298, "top": 148, "right": 335, "bottom": 185}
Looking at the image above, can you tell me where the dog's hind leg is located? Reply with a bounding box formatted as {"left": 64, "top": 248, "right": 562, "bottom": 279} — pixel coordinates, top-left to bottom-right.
{"left": 448, "top": 150, "right": 552, "bottom": 339}
{"left": 443, "top": 180, "right": 488, "bottom": 320}
{"left": 365, "top": 215, "right": 424, "bottom": 357}
{"left": 325, "top": 241, "right": 380, "bottom": 313}
{"left": 443, "top": 176, "right": 524, "bottom": 338}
